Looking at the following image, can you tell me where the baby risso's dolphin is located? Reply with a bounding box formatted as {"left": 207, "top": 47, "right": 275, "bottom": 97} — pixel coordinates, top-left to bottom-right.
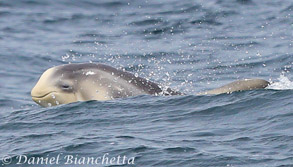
{"left": 31, "top": 63, "right": 270, "bottom": 107}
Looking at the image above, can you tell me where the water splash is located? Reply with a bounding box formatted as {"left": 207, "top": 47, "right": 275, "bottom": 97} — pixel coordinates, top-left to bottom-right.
{"left": 267, "top": 75, "right": 293, "bottom": 90}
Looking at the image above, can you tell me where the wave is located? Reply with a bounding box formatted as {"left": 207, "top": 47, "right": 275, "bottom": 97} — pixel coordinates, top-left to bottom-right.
{"left": 267, "top": 75, "right": 293, "bottom": 90}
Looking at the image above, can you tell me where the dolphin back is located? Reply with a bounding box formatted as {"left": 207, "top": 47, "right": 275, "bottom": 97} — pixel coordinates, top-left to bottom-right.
{"left": 197, "top": 79, "right": 270, "bottom": 95}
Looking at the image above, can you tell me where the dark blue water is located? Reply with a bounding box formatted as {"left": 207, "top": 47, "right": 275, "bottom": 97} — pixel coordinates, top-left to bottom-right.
{"left": 0, "top": 0, "right": 292, "bottom": 166}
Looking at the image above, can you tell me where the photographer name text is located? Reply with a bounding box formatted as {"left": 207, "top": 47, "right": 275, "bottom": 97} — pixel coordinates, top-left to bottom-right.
{"left": 5, "top": 153, "right": 135, "bottom": 165}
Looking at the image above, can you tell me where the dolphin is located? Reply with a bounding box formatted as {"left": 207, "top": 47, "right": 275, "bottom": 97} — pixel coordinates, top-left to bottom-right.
{"left": 31, "top": 63, "right": 270, "bottom": 107}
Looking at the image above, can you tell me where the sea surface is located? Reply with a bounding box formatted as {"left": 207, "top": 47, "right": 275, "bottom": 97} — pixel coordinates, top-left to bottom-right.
{"left": 0, "top": 0, "right": 293, "bottom": 166}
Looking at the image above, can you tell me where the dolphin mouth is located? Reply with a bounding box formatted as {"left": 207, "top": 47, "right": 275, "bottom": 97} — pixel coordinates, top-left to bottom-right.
{"left": 31, "top": 91, "right": 56, "bottom": 99}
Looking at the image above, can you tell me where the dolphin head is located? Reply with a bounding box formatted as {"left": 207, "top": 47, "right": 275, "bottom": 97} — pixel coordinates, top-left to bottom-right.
{"left": 31, "top": 65, "right": 80, "bottom": 107}
{"left": 31, "top": 63, "right": 123, "bottom": 107}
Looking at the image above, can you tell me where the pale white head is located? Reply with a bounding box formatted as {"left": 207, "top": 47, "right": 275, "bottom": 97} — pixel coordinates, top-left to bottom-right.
{"left": 31, "top": 63, "right": 113, "bottom": 107}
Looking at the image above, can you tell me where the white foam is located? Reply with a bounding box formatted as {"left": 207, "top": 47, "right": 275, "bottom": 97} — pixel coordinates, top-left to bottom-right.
{"left": 266, "top": 75, "right": 293, "bottom": 90}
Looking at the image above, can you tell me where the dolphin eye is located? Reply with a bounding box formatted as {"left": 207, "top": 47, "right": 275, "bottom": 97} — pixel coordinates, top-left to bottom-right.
{"left": 62, "top": 85, "right": 70, "bottom": 89}
{"left": 61, "top": 84, "right": 72, "bottom": 90}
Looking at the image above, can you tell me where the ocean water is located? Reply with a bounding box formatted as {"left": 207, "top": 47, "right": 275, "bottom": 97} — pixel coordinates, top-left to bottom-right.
{"left": 0, "top": 0, "right": 293, "bottom": 166}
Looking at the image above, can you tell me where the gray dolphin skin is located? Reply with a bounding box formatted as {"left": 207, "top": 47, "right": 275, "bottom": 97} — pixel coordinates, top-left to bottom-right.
{"left": 31, "top": 63, "right": 182, "bottom": 107}
{"left": 196, "top": 79, "right": 270, "bottom": 95}
{"left": 31, "top": 63, "right": 270, "bottom": 107}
